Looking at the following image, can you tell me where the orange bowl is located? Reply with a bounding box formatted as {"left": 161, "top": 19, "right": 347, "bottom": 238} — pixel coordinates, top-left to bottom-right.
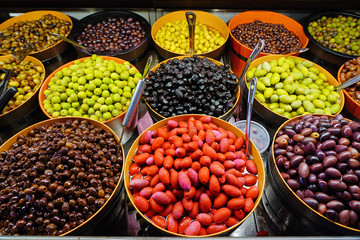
{"left": 124, "top": 114, "right": 265, "bottom": 237}
{"left": 38, "top": 55, "right": 140, "bottom": 127}
{"left": 0, "top": 10, "right": 73, "bottom": 61}
{"left": 144, "top": 55, "right": 241, "bottom": 122}
{"left": 228, "top": 11, "right": 309, "bottom": 77}
{"left": 0, "top": 117, "right": 125, "bottom": 235}
{"left": 337, "top": 58, "right": 360, "bottom": 119}
{"left": 0, "top": 55, "right": 45, "bottom": 128}
{"left": 151, "top": 10, "right": 229, "bottom": 60}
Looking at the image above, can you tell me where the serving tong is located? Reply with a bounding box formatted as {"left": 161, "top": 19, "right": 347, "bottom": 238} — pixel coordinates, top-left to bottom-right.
{"left": 11, "top": 43, "right": 36, "bottom": 63}
{"left": 335, "top": 74, "right": 360, "bottom": 92}
{"left": 186, "top": 11, "right": 196, "bottom": 55}
{"left": 0, "top": 69, "right": 17, "bottom": 113}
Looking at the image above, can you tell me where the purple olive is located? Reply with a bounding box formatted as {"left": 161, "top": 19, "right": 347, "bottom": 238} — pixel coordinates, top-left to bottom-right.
{"left": 348, "top": 158, "right": 360, "bottom": 169}
{"left": 343, "top": 173, "right": 359, "bottom": 184}
{"left": 280, "top": 172, "right": 290, "bottom": 181}
{"left": 335, "top": 144, "right": 348, "bottom": 153}
{"left": 341, "top": 125, "right": 353, "bottom": 138}
{"left": 337, "top": 162, "right": 349, "bottom": 174}
{"left": 319, "top": 131, "right": 331, "bottom": 142}
{"left": 294, "top": 123, "right": 304, "bottom": 133}
{"left": 318, "top": 203, "right": 327, "bottom": 214}
{"left": 325, "top": 167, "right": 342, "bottom": 179}
{"left": 298, "top": 162, "right": 310, "bottom": 179}
{"left": 338, "top": 137, "right": 350, "bottom": 146}
{"left": 336, "top": 191, "right": 352, "bottom": 202}
{"left": 349, "top": 200, "right": 360, "bottom": 213}
{"left": 318, "top": 179, "right": 329, "bottom": 192}
{"left": 304, "top": 189, "right": 315, "bottom": 198}
{"left": 304, "top": 142, "right": 316, "bottom": 155}
{"left": 300, "top": 128, "right": 313, "bottom": 136}
{"left": 323, "top": 155, "right": 338, "bottom": 168}
{"left": 338, "top": 151, "right": 352, "bottom": 162}
{"left": 349, "top": 210, "right": 359, "bottom": 226}
{"left": 353, "top": 132, "right": 360, "bottom": 142}
{"left": 287, "top": 179, "right": 300, "bottom": 190}
{"left": 296, "top": 190, "right": 305, "bottom": 199}
{"left": 310, "top": 163, "right": 324, "bottom": 173}
{"left": 308, "top": 173, "right": 317, "bottom": 184}
{"left": 285, "top": 128, "right": 296, "bottom": 138}
{"left": 326, "top": 209, "right": 339, "bottom": 221}
{"left": 274, "top": 148, "right": 287, "bottom": 156}
{"left": 303, "top": 197, "right": 319, "bottom": 210}
{"left": 349, "top": 121, "right": 360, "bottom": 132}
{"left": 351, "top": 141, "right": 360, "bottom": 151}
{"left": 325, "top": 150, "right": 337, "bottom": 157}
{"left": 326, "top": 200, "right": 344, "bottom": 212}
{"left": 339, "top": 210, "right": 350, "bottom": 226}
{"left": 328, "top": 179, "right": 347, "bottom": 191}
{"left": 349, "top": 185, "right": 360, "bottom": 200}
{"left": 302, "top": 137, "right": 317, "bottom": 145}
{"left": 328, "top": 127, "right": 341, "bottom": 136}
{"left": 315, "top": 149, "right": 326, "bottom": 161}
{"left": 322, "top": 139, "right": 336, "bottom": 150}
{"left": 315, "top": 192, "right": 332, "bottom": 203}
{"left": 290, "top": 155, "right": 303, "bottom": 168}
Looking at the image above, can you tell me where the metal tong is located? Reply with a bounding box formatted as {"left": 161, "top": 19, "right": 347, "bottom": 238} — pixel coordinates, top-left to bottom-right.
{"left": 116, "top": 56, "right": 153, "bottom": 152}
{"left": 0, "top": 69, "right": 17, "bottom": 113}
{"left": 245, "top": 77, "right": 257, "bottom": 158}
{"left": 50, "top": 33, "right": 93, "bottom": 52}
{"left": 186, "top": 11, "right": 196, "bottom": 55}
{"left": 335, "top": 74, "right": 360, "bottom": 92}
{"left": 11, "top": 43, "right": 35, "bottom": 62}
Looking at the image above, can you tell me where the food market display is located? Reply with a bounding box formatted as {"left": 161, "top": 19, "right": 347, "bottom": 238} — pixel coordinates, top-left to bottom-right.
{"left": 144, "top": 56, "right": 238, "bottom": 119}
{"left": 126, "top": 115, "right": 264, "bottom": 236}
{"left": 39, "top": 55, "right": 141, "bottom": 122}
{"left": 246, "top": 56, "right": 343, "bottom": 119}
{"left": 0, "top": 118, "right": 123, "bottom": 235}
{"left": 273, "top": 114, "right": 360, "bottom": 231}
{"left": 0, "top": 56, "right": 45, "bottom": 115}
{"left": 0, "top": 7, "right": 360, "bottom": 238}
{"left": 0, "top": 13, "right": 72, "bottom": 54}
{"left": 307, "top": 14, "right": 360, "bottom": 56}
{"left": 231, "top": 20, "right": 302, "bottom": 54}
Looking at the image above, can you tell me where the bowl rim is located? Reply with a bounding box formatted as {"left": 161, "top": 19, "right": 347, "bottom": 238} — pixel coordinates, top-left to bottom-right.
{"left": 336, "top": 57, "right": 360, "bottom": 110}
{"left": 228, "top": 10, "right": 309, "bottom": 56}
{"left": 143, "top": 55, "right": 241, "bottom": 120}
{"left": 0, "top": 10, "right": 73, "bottom": 56}
{"left": 38, "top": 55, "right": 140, "bottom": 124}
{"left": 270, "top": 113, "right": 360, "bottom": 233}
{"left": 244, "top": 54, "right": 345, "bottom": 122}
{"left": 124, "top": 114, "right": 265, "bottom": 237}
{"left": 151, "top": 10, "right": 229, "bottom": 57}
{"left": 0, "top": 54, "right": 46, "bottom": 117}
{"left": 69, "top": 10, "right": 151, "bottom": 56}
{"left": 302, "top": 11, "right": 360, "bottom": 59}
{"left": 0, "top": 116, "right": 125, "bottom": 236}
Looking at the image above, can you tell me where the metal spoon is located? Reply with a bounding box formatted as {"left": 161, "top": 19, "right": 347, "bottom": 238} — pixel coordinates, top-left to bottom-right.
{"left": 50, "top": 33, "right": 93, "bottom": 52}
{"left": 245, "top": 77, "right": 257, "bottom": 158}
{"left": 238, "top": 39, "right": 265, "bottom": 85}
{"left": 279, "top": 47, "right": 309, "bottom": 55}
{"left": 186, "top": 11, "right": 196, "bottom": 55}
{"left": 116, "top": 55, "right": 152, "bottom": 153}
{"left": 335, "top": 74, "right": 360, "bottom": 92}
{"left": 11, "top": 43, "right": 35, "bottom": 62}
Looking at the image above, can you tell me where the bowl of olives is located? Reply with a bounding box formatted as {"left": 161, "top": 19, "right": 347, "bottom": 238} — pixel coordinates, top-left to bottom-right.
{"left": 38, "top": 54, "right": 142, "bottom": 135}
{"left": 337, "top": 56, "right": 360, "bottom": 119}
{"left": 0, "top": 55, "right": 45, "bottom": 129}
{"left": 244, "top": 55, "right": 345, "bottom": 126}
{"left": 151, "top": 10, "right": 229, "bottom": 60}
{"left": 0, "top": 10, "right": 73, "bottom": 61}
{"left": 304, "top": 11, "right": 360, "bottom": 66}
{"left": 143, "top": 55, "right": 241, "bottom": 121}
{"left": 69, "top": 10, "right": 151, "bottom": 63}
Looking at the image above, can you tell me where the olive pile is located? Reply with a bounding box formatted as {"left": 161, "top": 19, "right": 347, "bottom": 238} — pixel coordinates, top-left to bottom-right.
{"left": 144, "top": 56, "right": 238, "bottom": 118}
{"left": 231, "top": 20, "right": 302, "bottom": 54}
{"left": 76, "top": 17, "right": 146, "bottom": 54}
{"left": 339, "top": 57, "right": 360, "bottom": 102}
{"left": 0, "top": 119, "right": 123, "bottom": 235}
{"left": 308, "top": 15, "right": 360, "bottom": 56}
{"left": 274, "top": 114, "right": 360, "bottom": 229}
{"left": 0, "top": 14, "right": 72, "bottom": 54}
{"left": 0, "top": 57, "right": 44, "bottom": 114}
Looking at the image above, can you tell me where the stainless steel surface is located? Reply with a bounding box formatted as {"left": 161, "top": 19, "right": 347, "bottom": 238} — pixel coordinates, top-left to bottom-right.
{"left": 186, "top": 11, "right": 196, "bottom": 55}
{"left": 245, "top": 77, "right": 257, "bottom": 157}
{"left": 335, "top": 74, "right": 360, "bottom": 91}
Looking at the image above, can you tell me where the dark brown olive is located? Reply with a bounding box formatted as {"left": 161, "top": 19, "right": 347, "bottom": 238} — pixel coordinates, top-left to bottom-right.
{"left": 322, "top": 139, "right": 336, "bottom": 150}
{"left": 323, "top": 155, "right": 338, "bottom": 168}
{"left": 337, "top": 151, "right": 352, "bottom": 162}
{"left": 325, "top": 167, "right": 342, "bottom": 179}
{"left": 298, "top": 162, "right": 310, "bottom": 179}
{"left": 343, "top": 173, "right": 359, "bottom": 184}
{"left": 349, "top": 185, "right": 360, "bottom": 200}
{"left": 303, "top": 197, "right": 319, "bottom": 210}
{"left": 328, "top": 179, "right": 348, "bottom": 191}
{"left": 326, "top": 200, "right": 345, "bottom": 212}
{"left": 350, "top": 200, "right": 360, "bottom": 212}
{"left": 287, "top": 179, "right": 300, "bottom": 190}
{"left": 315, "top": 192, "right": 332, "bottom": 203}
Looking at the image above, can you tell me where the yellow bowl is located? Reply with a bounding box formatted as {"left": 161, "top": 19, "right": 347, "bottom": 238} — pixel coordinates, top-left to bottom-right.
{"left": 124, "top": 114, "right": 265, "bottom": 237}
{"left": 244, "top": 55, "right": 345, "bottom": 126}
{"left": 144, "top": 55, "right": 241, "bottom": 122}
{"left": 269, "top": 114, "right": 360, "bottom": 235}
{"left": 0, "top": 55, "right": 45, "bottom": 128}
{"left": 0, "top": 10, "right": 73, "bottom": 61}
{"left": 151, "top": 10, "right": 229, "bottom": 60}
{"left": 0, "top": 117, "right": 125, "bottom": 235}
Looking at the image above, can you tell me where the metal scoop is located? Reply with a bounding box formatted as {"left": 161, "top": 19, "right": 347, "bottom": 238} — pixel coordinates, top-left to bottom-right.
{"left": 116, "top": 56, "right": 152, "bottom": 152}
{"left": 245, "top": 77, "right": 257, "bottom": 158}
{"left": 50, "top": 33, "right": 93, "bottom": 52}
{"left": 335, "top": 74, "right": 360, "bottom": 92}
{"left": 186, "top": 11, "right": 196, "bottom": 55}
{"left": 11, "top": 43, "right": 35, "bottom": 62}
